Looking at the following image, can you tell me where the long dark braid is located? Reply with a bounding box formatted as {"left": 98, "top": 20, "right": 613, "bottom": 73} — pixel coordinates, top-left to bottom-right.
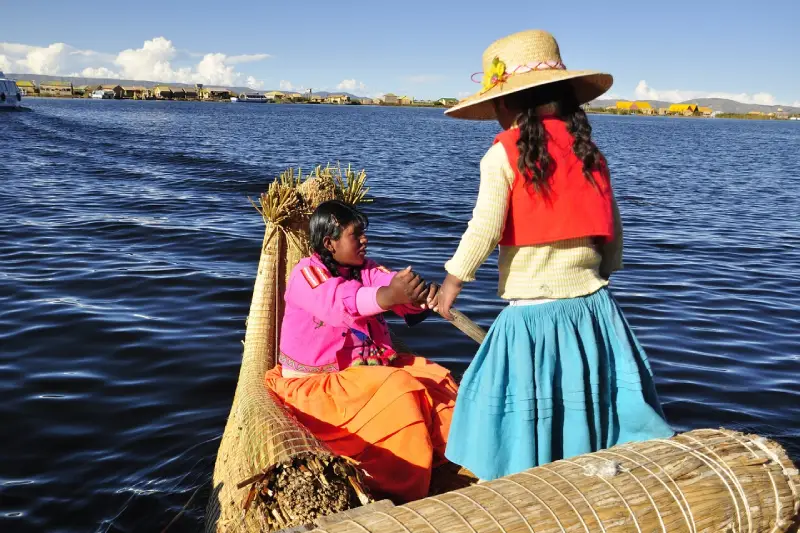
{"left": 503, "top": 81, "right": 606, "bottom": 192}
{"left": 309, "top": 200, "right": 368, "bottom": 282}
{"left": 563, "top": 96, "right": 605, "bottom": 186}
{"left": 515, "top": 106, "right": 553, "bottom": 190}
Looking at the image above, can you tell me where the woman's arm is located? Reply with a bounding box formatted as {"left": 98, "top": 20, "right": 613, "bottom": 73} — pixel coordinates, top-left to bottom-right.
{"left": 444, "top": 142, "right": 513, "bottom": 281}
{"left": 599, "top": 192, "right": 624, "bottom": 279}
{"left": 440, "top": 143, "right": 513, "bottom": 318}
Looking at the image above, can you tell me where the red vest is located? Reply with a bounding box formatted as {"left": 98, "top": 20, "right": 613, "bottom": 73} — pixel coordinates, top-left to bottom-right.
{"left": 495, "top": 119, "right": 615, "bottom": 246}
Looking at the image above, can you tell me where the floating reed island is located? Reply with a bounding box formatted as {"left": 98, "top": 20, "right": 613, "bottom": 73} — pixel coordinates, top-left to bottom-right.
{"left": 204, "top": 164, "right": 800, "bottom": 533}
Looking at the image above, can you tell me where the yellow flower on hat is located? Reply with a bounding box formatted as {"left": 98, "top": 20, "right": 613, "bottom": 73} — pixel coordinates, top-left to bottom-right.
{"left": 482, "top": 57, "right": 507, "bottom": 92}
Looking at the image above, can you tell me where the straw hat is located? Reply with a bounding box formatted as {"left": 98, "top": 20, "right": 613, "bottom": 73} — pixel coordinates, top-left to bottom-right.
{"left": 445, "top": 29, "right": 613, "bottom": 120}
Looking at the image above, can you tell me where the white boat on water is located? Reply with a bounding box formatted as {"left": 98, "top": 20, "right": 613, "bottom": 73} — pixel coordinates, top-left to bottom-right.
{"left": 237, "top": 92, "right": 269, "bottom": 103}
{"left": 91, "top": 89, "right": 115, "bottom": 99}
{"left": 0, "top": 72, "right": 23, "bottom": 110}
{"left": 230, "top": 97, "right": 238, "bottom": 102}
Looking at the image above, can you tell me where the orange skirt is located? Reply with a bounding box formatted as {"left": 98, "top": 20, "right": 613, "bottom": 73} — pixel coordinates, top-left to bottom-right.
{"left": 264, "top": 354, "right": 457, "bottom": 502}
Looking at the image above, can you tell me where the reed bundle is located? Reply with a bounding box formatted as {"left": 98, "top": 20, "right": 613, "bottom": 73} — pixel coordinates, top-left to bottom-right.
{"left": 205, "top": 164, "right": 374, "bottom": 533}
{"left": 306, "top": 428, "right": 799, "bottom": 533}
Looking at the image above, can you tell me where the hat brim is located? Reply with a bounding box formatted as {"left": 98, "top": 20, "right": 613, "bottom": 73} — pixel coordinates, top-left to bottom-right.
{"left": 445, "top": 70, "right": 613, "bottom": 120}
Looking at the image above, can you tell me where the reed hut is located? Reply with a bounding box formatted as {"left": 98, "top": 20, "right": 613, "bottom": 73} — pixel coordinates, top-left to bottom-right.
{"left": 152, "top": 85, "right": 173, "bottom": 99}
{"left": 39, "top": 80, "right": 73, "bottom": 97}
{"left": 668, "top": 104, "right": 700, "bottom": 116}
{"left": 121, "top": 86, "right": 147, "bottom": 99}
{"left": 15, "top": 80, "right": 37, "bottom": 96}
{"left": 199, "top": 87, "right": 232, "bottom": 101}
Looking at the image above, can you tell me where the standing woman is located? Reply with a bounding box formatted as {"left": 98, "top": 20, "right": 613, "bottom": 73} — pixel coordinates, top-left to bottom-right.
{"left": 438, "top": 29, "right": 673, "bottom": 482}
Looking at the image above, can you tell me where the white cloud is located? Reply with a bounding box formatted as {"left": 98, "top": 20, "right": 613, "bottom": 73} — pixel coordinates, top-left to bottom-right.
{"left": 76, "top": 67, "right": 121, "bottom": 79}
{"left": 792, "top": 101, "right": 800, "bottom": 108}
{"left": 279, "top": 79, "right": 293, "bottom": 90}
{"left": 337, "top": 78, "right": 367, "bottom": 93}
{"left": 15, "top": 43, "right": 71, "bottom": 74}
{"left": 114, "top": 37, "right": 188, "bottom": 81}
{"left": 227, "top": 53, "right": 270, "bottom": 65}
{"left": 634, "top": 79, "right": 784, "bottom": 106}
{"left": 0, "top": 38, "right": 269, "bottom": 87}
{"left": 246, "top": 76, "right": 265, "bottom": 90}
{"left": 0, "top": 42, "right": 116, "bottom": 75}
{"left": 407, "top": 74, "right": 446, "bottom": 84}
{"left": 457, "top": 91, "right": 471, "bottom": 99}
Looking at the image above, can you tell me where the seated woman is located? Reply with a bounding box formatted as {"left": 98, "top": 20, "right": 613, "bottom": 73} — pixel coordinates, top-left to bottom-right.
{"left": 265, "top": 200, "right": 458, "bottom": 502}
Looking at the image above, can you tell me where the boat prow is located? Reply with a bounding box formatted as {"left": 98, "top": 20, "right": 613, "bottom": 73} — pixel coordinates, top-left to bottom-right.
{"left": 0, "top": 72, "right": 24, "bottom": 110}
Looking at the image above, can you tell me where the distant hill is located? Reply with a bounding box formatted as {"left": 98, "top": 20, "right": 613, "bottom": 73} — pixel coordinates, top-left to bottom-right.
{"left": 6, "top": 72, "right": 368, "bottom": 99}
{"left": 590, "top": 97, "right": 800, "bottom": 114}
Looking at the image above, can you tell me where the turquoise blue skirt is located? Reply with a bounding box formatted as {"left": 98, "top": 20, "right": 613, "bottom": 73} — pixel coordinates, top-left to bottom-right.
{"left": 444, "top": 287, "right": 674, "bottom": 481}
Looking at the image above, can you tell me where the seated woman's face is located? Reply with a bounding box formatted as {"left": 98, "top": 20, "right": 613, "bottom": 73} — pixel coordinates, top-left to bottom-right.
{"left": 328, "top": 222, "right": 368, "bottom": 267}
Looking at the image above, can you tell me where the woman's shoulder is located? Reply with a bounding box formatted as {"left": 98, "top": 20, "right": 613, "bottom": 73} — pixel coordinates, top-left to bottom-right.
{"left": 289, "top": 255, "right": 335, "bottom": 289}
{"left": 289, "top": 255, "right": 316, "bottom": 276}
{"left": 480, "top": 142, "right": 515, "bottom": 187}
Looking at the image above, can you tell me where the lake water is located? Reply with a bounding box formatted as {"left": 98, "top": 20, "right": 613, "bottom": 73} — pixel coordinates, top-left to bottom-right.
{"left": 2, "top": 99, "right": 799, "bottom": 532}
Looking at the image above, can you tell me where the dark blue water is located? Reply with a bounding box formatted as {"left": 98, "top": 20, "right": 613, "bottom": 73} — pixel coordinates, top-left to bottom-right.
{"left": 2, "top": 100, "right": 799, "bottom": 533}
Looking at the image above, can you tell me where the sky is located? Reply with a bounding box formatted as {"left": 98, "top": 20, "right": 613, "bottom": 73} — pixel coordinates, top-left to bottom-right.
{"left": 2, "top": 0, "right": 799, "bottom": 105}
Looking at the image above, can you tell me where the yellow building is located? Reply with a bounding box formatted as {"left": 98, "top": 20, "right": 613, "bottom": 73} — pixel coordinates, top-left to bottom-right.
{"left": 121, "top": 86, "right": 147, "bottom": 99}
{"left": 309, "top": 94, "right": 325, "bottom": 103}
{"left": 199, "top": 87, "right": 231, "bottom": 100}
{"left": 398, "top": 95, "right": 413, "bottom": 105}
{"left": 667, "top": 103, "right": 699, "bottom": 116}
{"left": 74, "top": 84, "right": 101, "bottom": 98}
{"left": 16, "top": 80, "right": 37, "bottom": 96}
{"left": 382, "top": 93, "right": 399, "bottom": 105}
{"left": 40, "top": 80, "right": 73, "bottom": 97}
{"left": 265, "top": 91, "right": 285, "bottom": 100}
{"left": 359, "top": 97, "right": 374, "bottom": 105}
{"left": 152, "top": 85, "right": 173, "bottom": 99}
{"left": 698, "top": 106, "right": 713, "bottom": 117}
{"left": 616, "top": 101, "right": 652, "bottom": 114}
{"left": 100, "top": 84, "right": 123, "bottom": 99}
{"left": 283, "top": 91, "right": 303, "bottom": 101}
{"left": 325, "top": 94, "right": 351, "bottom": 104}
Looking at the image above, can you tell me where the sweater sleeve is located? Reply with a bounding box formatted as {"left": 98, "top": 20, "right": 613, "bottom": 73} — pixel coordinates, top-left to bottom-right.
{"left": 599, "top": 191, "right": 624, "bottom": 278}
{"left": 444, "top": 142, "right": 514, "bottom": 282}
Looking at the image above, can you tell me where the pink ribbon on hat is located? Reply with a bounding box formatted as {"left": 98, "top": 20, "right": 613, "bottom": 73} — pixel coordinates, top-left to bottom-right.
{"left": 471, "top": 60, "right": 567, "bottom": 94}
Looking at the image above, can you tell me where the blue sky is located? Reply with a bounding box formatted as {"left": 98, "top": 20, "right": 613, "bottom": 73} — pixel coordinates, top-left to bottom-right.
{"left": 3, "top": 0, "right": 799, "bottom": 105}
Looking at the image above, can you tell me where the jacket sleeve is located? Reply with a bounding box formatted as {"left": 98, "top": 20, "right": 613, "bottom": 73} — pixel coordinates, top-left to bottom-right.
{"left": 284, "top": 268, "right": 364, "bottom": 328}
{"left": 361, "top": 260, "right": 425, "bottom": 318}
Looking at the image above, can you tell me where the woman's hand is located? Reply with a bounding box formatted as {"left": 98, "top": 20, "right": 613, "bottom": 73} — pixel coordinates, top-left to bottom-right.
{"left": 378, "top": 267, "right": 427, "bottom": 308}
{"left": 438, "top": 274, "right": 463, "bottom": 320}
{"left": 418, "top": 283, "right": 440, "bottom": 311}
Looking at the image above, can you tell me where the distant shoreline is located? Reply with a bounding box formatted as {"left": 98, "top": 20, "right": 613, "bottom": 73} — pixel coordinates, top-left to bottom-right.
{"left": 19, "top": 95, "right": 452, "bottom": 109}
{"left": 585, "top": 109, "right": 798, "bottom": 121}
{"left": 17, "top": 97, "right": 797, "bottom": 120}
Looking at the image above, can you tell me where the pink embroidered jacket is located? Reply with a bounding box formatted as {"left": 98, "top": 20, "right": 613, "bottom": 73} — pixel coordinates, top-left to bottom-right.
{"left": 278, "top": 254, "right": 427, "bottom": 373}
